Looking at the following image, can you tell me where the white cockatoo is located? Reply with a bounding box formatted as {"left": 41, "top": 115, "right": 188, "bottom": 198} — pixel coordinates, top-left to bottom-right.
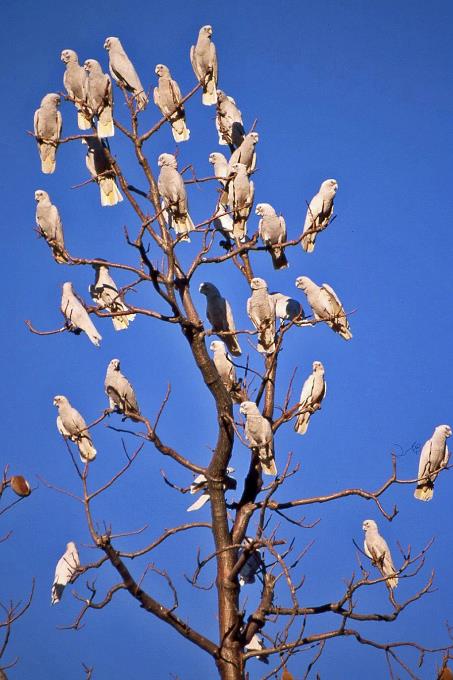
{"left": 51, "top": 542, "right": 80, "bottom": 604}
{"left": 256, "top": 203, "right": 288, "bottom": 270}
{"left": 34, "top": 190, "right": 67, "bottom": 263}
{"left": 33, "top": 93, "right": 62, "bottom": 174}
{"left": 216, "top": 90, "right": 245, "bottom": 147}
{"left": 362, "top": 519, "right": 398, "bottom": 589}
{"left": 210, "top": 340, "right": 243, "bottom": 402}
{"left": 295, "top": 276, "right": 352, "bottom": 340}
{"left": 414, "top": 425, "right": 451, "bottom": 501}
{"left": 84, "top": 59, "right": 114, "bottom": 138}
{"left": 190, "top": 25, "right": 218, "bottom": 105}
{"left": 158, "top": 153, "right": 194, "bottom": 241}
{"left": 240, "top": 401, "right": 276, "bottom": 476}
{"left": 229, "top": 132, "right": 259, "bottom": 173}
{"left": 302, "top": 179, "right": 338, "bottom": 252}
{"left": 294, "top": 361, "right": 326, "bottom": 435}
{"left": 270, "top": 293, "right": 304, "bottom": 325}
{"left": 84, "top": 136, "right": 123, "bottom": 207}
{"left": 53, "top": 396, "right": 97, "bottom": 462}
{"left": 104, "top": 36, "right": 148, "bottom": 110}
{"left": 228, "top": 162, "right": 254, "bottom": 239}
{"left": 89, "top": 262, "right": 135, "bottom": 331}
{"left": 187, "top": 467, "right": 236, "bottom": 512}
{"left": 199, "top": 282, "right": 242, "bottom": 356}
{"left": 61, "top": 282, "right": 102, "bottom": 347}
{"left": 247, "top": 278, "right": 276, "bottom": 354}
{"left": 61, "top": 49, "right": 90, "bottom": 129}
{"left": 104, "top": 359, "right": 140, "bottom": 420}
{"left": 153, "top": 64, "right": 190, "bottom": 142}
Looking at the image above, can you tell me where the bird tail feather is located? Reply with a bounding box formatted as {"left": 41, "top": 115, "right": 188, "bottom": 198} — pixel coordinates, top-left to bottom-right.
{"left": 86, "top": 328, "right": 102, "bottom": 347}
{"left": 135, "top": 91, "right": 148, "bottom": 111}
{"left": 224, "top": 335, "right": 242, "bottom": 357}
{"left": 294, "top": 413, "right": 310, "bottom": 435}
{"left": 202, "top": 77, "right": 217, "bottom": 105}
{"left": 187, "top": 494, "right": 210, "bottom": 512}
{"left": 301, "top": 234, "right": 315, "bottom": 253}
{"left": 100, "top": 179, "right": 123, "bottom": 207}
{"left": 387, "top": 576, "right": 398, "bottom": 589}
{"left": 40, "top": 145, "right": 56, "bottom": 174}
{"left": 260, "top": 449, "right": 277, "bottom": 476}
{"left": 97, "top": 108, "right": 114, "bottom": 138}
{"left": 414, "top": 485, "right": 433, "bottom": 501}
{"left": 171, "top": 119, "right": 190, "bottom": 142}
{"left": 78, "top": 438, "right": 97, "bottom": 462}
{"left": 77, "top": 110, "right": 92, "bottom": 130}
{"left": 112, "top": 313, "right": 136, "bottom": 331}
{"left": 270, "top": 247, "right": 289, "bottom": 270}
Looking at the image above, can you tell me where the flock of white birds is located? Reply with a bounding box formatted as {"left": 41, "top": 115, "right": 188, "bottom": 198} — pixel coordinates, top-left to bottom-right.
{"left": 30, "top": 25, "right": 451, "bottom": 607}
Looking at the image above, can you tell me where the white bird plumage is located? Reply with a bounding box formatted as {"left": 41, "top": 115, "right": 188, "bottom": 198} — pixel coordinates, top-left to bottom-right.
{"left": 51, "top": 542, "right": 80, "bottom": 604}
{"left": 414, "top": 425, "right": 451, "bottom": 501}
{"left": 362, "top": 519, "right": 398, "bottom": 590}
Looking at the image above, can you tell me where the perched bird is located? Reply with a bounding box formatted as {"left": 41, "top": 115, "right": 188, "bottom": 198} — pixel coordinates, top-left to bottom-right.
{"left": 414, "top": 425, "right": 451, "bottom": 501}
{"left": 247, "top": 278, "right": 276, "bottom": 354}
{"left": 294, "top": 361, "right": 326, "bottom": 435}
{"left": 89, "top": 262, "right": 135, "bottom": 331}
{"left": 228, "top": 162, "right": 254, "bottom": 239}
{"left": 105, "top": 359, "right": 140, "bottom": 420}
{"left": 158, "top": 153, "right": 194, "bottom": 241}
{"left": 199, "top": 282, "right": 242, "bottom": 356}
{"left": 302, "top": 179, "right": 338, "bottom": 253}
{"left": 229, "top": 132, "right": 259, "bottom": 173}
{"left": 84, "top": 59, "right": 114, "bottom": 138}
{"left": 270, "top": 293, "right": 304, "bottom": 325}
{"left": 53, "top": 395, "right": 97, "bottom": 462}
{"left": 61, "top": 281, "right": 102, "bottom": 347}
{"left": 208, "top": 151, "right": 229, "bottom": 186}
{"left": 190, "top": 25, "right": 218, "bottom": 105}
{"left": 34, "top": 93, "right": 62, "bottom": 174}
{"left": 362, "top": 519, "right": 398, "bottom": 589}
{"left": 213, "top": 204, "right": 234, "bottom": 238}
{"left": 209, "top": 151, "right": 230, "bottom": 206}
{"left": 34, "top": 190, "right": 67, "bottom": 263}
{"left": 51, "top": 542, "right": 80, "bottom": 604}
{"left": 438, "top": 668, "right": 453, "bottom": 680}
{"left": 238, "top": 537, "right": 264, "bottom": 585}
{"left": 153, "top": 64, "right": 189, "bottom": 142}
{"left": 10, "top": 476, "right": 31, "bottom": 497}
{"left": 104, "top": 37, "right": 148, "bottom": 110}
{"left": 282, "top": 669, "right": 294, "bottom": 680}
{"left": 216, "top": 90, "right": 245, "bottom": 147}
{"left": 295, "top": 276, "right": 352, "bottom": 340}
{"left": 187, "top": 468, "right": 236, "bottom": 512}
{"left": 256, "top": 203, "right": 288, "bottom": 270}
{"left": 240, "top": 401, "right": 276, "bottom": 476}
{"left": 61, "top": 49, "right": 90, "bottom": 129}
{"left": 210, "top": 340, "right": 243, "bottom": 402}
{"left": 244, "top": 633, "right": 269, "bottom": 663}
{"left": 84, "top": 136, "right": 123, "bottom": 207}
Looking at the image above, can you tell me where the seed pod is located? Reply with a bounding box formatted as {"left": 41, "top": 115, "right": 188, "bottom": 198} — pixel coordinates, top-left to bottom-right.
{"left": 10, "top": 475, "right": 31, "bottom": 497}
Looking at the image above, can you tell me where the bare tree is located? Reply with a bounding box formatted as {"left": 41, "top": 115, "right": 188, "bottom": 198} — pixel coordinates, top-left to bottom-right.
{"left": 27, "top": 29, "right": 453, "bottom": 680}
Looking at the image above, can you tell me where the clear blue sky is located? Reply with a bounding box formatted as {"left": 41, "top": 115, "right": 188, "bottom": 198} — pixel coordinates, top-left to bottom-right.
{"left": 1, "top": 0, "right": 453, "bottom": 678}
